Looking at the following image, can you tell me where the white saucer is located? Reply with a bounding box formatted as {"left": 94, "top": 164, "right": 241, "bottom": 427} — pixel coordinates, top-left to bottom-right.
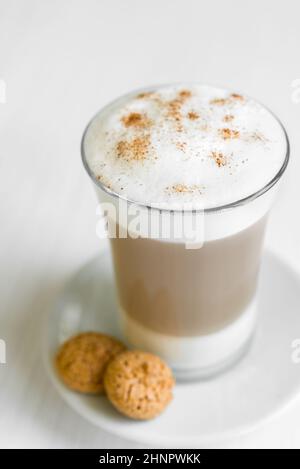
{"left": 44, "top": 249, "right": 300, "bottom": 447}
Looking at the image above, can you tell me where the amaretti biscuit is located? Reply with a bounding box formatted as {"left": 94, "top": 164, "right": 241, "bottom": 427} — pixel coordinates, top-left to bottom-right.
{"left": 55, "top": 332, "right": 126, "bottom": 394}
{"left": 104, "top": 350, "right": 175, "bottom": 420}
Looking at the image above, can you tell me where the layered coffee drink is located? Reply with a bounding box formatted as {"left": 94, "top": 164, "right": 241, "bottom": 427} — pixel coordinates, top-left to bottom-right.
{"left": 82, "top": 84, "right": 289, "bottom": 378}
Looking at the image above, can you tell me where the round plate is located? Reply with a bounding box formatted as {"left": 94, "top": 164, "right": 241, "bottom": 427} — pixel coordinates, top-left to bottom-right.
{"left": 44, "top": 249, "right": 300, "bottom": 447}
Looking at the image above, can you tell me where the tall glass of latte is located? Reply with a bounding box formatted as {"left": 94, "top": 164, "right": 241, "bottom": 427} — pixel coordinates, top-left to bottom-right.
{"left": 82, "top": 85, "right": 289, "bottom": 379}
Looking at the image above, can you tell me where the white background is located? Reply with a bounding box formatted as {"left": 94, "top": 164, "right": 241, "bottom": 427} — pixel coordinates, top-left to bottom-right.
{"left": 1, "top": 0, "right": 300, "bottom": 448}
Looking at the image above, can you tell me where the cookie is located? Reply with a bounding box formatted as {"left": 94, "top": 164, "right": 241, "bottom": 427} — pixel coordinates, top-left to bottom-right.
{"left": 55, "top": 332, "right": 126, "bottom": 394}
{"left": 104, "top": 350, "right": 175, "bottom": 420}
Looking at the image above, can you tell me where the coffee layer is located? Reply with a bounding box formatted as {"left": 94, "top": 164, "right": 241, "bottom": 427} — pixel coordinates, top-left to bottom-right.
{"left": 111, "top": 216, "right": 267, "bottom": 337}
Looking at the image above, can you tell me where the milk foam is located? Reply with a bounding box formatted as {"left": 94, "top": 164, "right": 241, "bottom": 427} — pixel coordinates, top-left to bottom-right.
{"left": 83, "top": 84, "right": 287, "bottom": 209}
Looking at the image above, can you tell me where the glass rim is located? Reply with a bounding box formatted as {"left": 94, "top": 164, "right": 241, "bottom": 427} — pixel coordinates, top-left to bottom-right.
{"left": 81, "top": 85, "right": 290, "bottom": 214}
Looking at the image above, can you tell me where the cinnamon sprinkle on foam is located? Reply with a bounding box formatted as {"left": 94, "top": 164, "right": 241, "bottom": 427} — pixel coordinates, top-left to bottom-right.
{"left": 187, "top": 111, "right": 199, "bottom": 120}
{"left": 116, "top": 135, "right": 150, "bottom": 162}
{"left": 249, "top": 131, "right": 267, "bottom": 142}
{"left": 178, "top": 90, "right": 192, "bottom": 99}
{"left": 210, "top": 151, "right": 228, "bottom": 167}
{"left": 96, "top": 174, "right": 112, "bottom": 189}
{"left": 219, "top": 128, "right": 240, "bottom": 140}
{"left": 165, "top": 183, "right": 202, "bottom": 194}
{"left": 136, "top": 91, "right": 155, "bottom": 99}
{"left": 223, "top": 114, "right": 234, "bottom": 122}
{"left": 121, "top": 112, "right": 152, "bottom": 129}
{"left": 84, "top": 84, "right": 286, "bottom": 209}
{"left": 210, "top": 98, "right": 227, "bottom": 106}
{"left": 166, "top": 89, "right": 192, "bottom": 132}
{"left": 210, "top": 93, "right": 244, "bottom": 106}
{"left": 175, "top": 141, "right": 187, "bottom": 152}
{"left": 231, "top": 93, "right": 244, "bottom": 101}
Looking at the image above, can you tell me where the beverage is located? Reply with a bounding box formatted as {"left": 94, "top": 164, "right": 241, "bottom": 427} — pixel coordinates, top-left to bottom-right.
{"left": 82, "top": 84, "right": 289, "bottom": 378}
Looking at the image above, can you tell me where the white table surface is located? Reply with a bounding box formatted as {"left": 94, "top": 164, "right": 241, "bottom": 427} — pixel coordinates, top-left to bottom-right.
{"left": 1, "top": 0, "right": 300, "bottom": 449}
